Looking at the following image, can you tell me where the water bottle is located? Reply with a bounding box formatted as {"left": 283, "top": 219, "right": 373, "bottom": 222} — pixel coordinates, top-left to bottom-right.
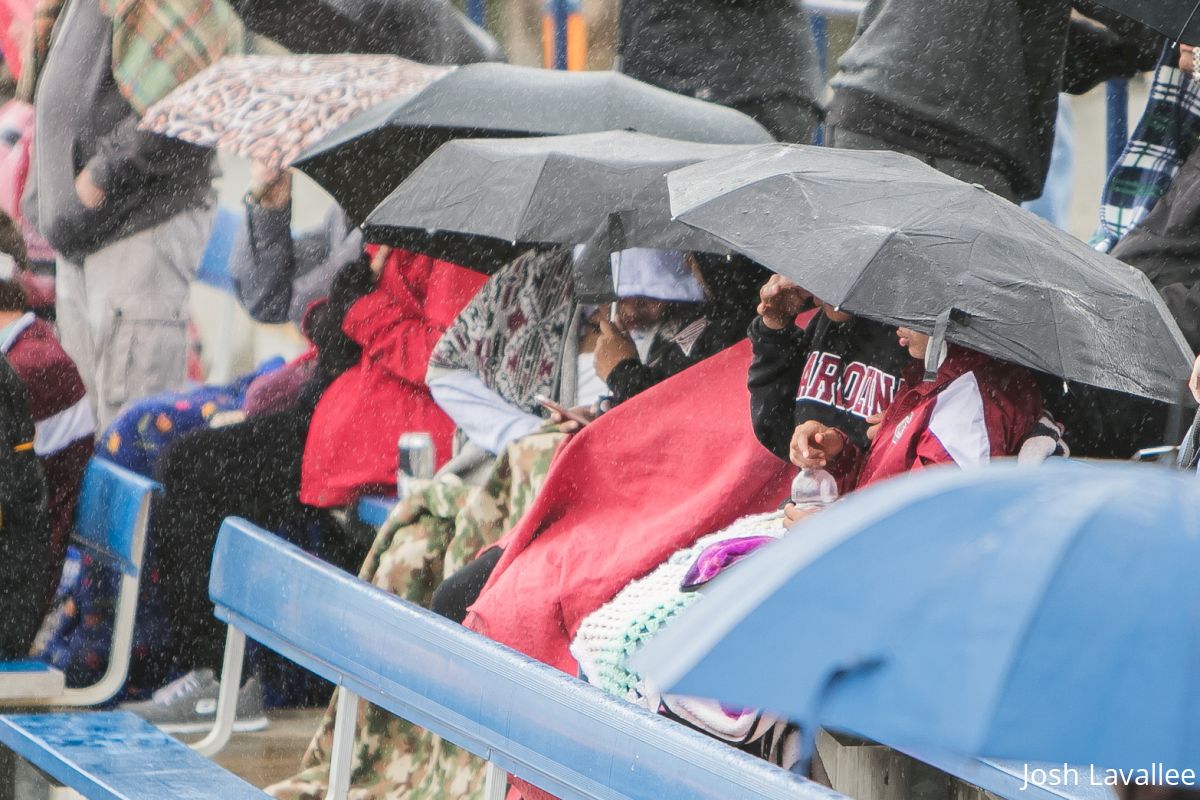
{"left": 790, "top": 467, "right": 839, "bottom": 511}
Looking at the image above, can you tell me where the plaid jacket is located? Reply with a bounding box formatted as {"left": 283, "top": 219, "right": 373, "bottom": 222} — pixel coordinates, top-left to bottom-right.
{"left": 23, "top": 0, "right": 241, "bottom": 111}
{"left": 1096, "top": 47, "right": 1200, "bottom": 251}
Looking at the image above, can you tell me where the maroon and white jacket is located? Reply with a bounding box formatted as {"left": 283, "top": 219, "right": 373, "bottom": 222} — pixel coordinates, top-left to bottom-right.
{"left": 829, "top": 345, "right": 1041, "bottom": 493}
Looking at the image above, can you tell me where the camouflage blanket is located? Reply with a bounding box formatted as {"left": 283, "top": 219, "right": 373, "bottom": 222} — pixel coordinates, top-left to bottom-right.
{"left": 268, "top": 430, "right": 567, "bottom": 800}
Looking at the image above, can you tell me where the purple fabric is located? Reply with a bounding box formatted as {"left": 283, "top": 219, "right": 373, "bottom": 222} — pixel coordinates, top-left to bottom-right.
{"left": 680, "top": 535, "right": 775, "bottom": 591}
{"left": 243, "top": 356, "right": 316, "bottom": 418}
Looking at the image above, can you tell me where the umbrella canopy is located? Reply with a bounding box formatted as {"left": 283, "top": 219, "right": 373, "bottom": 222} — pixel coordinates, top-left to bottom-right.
{"left": 294, "top": 63, "right": 774, "bottom": 223}
{"left": 1085, "top": 0, "right": 1200, "bottom": 44}
{"left": 361, "top": 131, "right": 752, "bottom": 276}
{"left": 140, "top": 55, "right": 451, "bottom": 170}
{"left": 635, "top": 462, "right": 1200, "bottom": 773}
{"left": 668, "top": 144, "right": 1194, "bottom": 403}
{"left": 230, "top": 0, "right": 501, "bottom": 64}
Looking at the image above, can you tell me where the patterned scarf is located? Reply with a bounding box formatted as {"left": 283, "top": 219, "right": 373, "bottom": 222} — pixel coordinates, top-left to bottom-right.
{"left": 429, "top": 248, "right": 577, "bottom": 415}
{"left": 20, "top": 0, "right": 243, "bottom": 111}
{"left": 1096, "top": 46, "right": 1200, "bottom": 251}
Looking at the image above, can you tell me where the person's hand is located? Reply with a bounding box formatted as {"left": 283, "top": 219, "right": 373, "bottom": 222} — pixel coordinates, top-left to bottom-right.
{"left": 369, "top": 245, "right": 393, "bottom": 279}
{"left": 75, "top": 169, "right": 106, "bottom": 209}
{"left": 594, "top": 318, "right": 638, "bottom": 380}
{"left": 757, "top": 275, "right": 811, "bottom": 330}
{"left": 789, "top": 420, "right": 846, "bottom": 469}
{"left": 1182, "top": 43, "right": 1196, "bottom": 75}
{"left": 864, "top": 412, "right": 884, "bottom": 442}
{"left": 782, "top": 502, "right": 818, "bottom": 528}
{"left": 1190, "top": 353, "right": 1200, "bottom": 404}
{"left": 549, "top": 405, "right": 596, "bottom": 434}
{"left": 248, "top": 160, "right": 292, "bottom": 210}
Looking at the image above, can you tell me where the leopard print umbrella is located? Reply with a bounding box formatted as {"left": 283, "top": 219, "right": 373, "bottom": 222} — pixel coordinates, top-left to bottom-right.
{"left": 140, "top": 53, "right": 452, "bottom": 169}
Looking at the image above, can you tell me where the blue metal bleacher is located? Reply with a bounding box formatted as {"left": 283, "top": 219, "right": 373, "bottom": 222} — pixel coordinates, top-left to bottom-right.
{"left": 0, "top": 518, "right": 849, "bottom": 799}
{"left": 0, "top": 459, "right": 159, "bottom": 706}
{"left": 355, "top": 495, "right": 396, "bottom": 529}
{"left": 202, "top": 519, "right": 847, "bottom": 800}
{"left": 0, "top": 713, "right": 267, "bottom": 800}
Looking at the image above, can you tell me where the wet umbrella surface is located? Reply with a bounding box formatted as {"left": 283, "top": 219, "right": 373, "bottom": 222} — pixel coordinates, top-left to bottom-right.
{"left": 362, "top": 131, "right": 753, "bottom": 275}
{"left": 668, "top": 144, "right": 1195, "bottom": 403}
{"left": 293, "top": 64, "right": 773, "bottom": 223}
{"left": 1083, "top": 0, "right": 1200, "bottom": 43}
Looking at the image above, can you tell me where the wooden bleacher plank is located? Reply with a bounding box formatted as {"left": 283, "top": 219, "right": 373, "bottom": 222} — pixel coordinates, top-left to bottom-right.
{"left": 0, "top": 713, "right": 268, "bottom": 800}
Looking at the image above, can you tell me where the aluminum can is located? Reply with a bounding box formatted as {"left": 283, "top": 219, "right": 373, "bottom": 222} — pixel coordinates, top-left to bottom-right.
{"left": 397, "top": 432, "right": 436, "bottom": 497}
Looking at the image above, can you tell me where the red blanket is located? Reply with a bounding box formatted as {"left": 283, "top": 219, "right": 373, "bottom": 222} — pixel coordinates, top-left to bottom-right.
{"left": 300, "top": 249, "right": 486, "bottom": 507}
{"left": 464, "top": 340, "right": 793, "bottom": 673}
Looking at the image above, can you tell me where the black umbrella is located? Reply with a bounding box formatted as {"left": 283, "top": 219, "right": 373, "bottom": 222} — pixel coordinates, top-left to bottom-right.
{"left": 232, "top": 0, "right": 502, "bottom": 64}
{"left": 293, "top": 64, "right": 773, "bottom": 223}
{"left": 668, "top": 144, "right": 1194, "bottom": 403}
{"left": 1085, "top": 0, "right": 1200, "bottom": 43}
{"left": 361, "top": 132, "right": 753, "bottom": 279}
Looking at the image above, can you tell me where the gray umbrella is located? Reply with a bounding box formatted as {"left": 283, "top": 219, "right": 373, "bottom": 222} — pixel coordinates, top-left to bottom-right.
{"left": 294, "top": 65, "right": 773, "bottom": 223}
{"left": 361, "top": 131, "right": 753, "bottom": 280}
{"left": 668, "top": 144, "right": 1194, "bottom": 403}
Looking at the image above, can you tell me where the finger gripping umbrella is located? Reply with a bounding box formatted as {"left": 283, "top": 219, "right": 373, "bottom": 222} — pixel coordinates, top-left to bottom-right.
{"left": 294, "top": 64, "right": 773, "bottom": 223}
{"left": 668, "top": 144, "right": 1194, "bottom": 402}
{"left": 635, "top": 462, "right": 1200, "bottom": 773}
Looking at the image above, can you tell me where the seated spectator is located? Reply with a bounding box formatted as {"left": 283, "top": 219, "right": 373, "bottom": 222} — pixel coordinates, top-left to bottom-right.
{"left": 427, "top": 246, "right": 759, "bottom": 618}
{"left": 571, "top": 326, "right": 1042, "bottom": 777}
{"left": 426, "top": 246, "right": 753, "bottom": 471}
{"left": 0, "top": 352, "right": 51, "bottom": 658}
{"left": 787, "top": 326, "right": 1041, "bottom": 507}
{"left": 749, "top": 274, "right": 909, "bottom": 465}
{"left": 231, "top": 162, "right": 361, "bottom": 327}
{"left": 0, "top": 217, "right": 91, "bottom": 611}
{"left": 33, "top": 359, "right": 281, "bottom": 701}
{"left": 120, "top": 246, "right": 484, "bottom": 732}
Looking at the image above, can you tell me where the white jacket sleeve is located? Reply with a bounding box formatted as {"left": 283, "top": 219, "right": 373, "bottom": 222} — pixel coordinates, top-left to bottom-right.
{"left": 428, "top": 370, "right": 546, "bottom": 455}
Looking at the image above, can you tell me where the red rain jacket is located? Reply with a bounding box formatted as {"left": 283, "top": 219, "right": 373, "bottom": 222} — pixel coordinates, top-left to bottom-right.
{"left": 299, "top": 249, "right": 486, "bottom": 508}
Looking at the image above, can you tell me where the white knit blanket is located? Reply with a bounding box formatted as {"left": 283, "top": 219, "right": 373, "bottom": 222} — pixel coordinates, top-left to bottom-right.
{"left": 571, "top": 513, "right": 798, "bottom": 761}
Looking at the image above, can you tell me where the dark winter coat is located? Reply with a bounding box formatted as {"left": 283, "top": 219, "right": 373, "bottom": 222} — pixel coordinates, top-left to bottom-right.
{"left": 617, "top": 0, "right": 822, "bottom": 112}
{"left": 827, "top": 0, "right": 1161, "bottom": 200}
{"left": 1111, "top": 141, "right": 1200, "bottom": 353}
{"left": 747, "top": 313, "right": 909, "bottom": 462}
{"left": 0, "top": 354, "right": 51, "bottom": 658}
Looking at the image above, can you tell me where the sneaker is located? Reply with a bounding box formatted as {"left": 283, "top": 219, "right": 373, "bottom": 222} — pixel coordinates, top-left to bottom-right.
{"left": 119, "top": 669, "right": 269, "bottom": 734}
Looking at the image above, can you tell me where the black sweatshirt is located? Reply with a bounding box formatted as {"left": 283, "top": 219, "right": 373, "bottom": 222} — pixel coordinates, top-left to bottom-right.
{"left": 0, "top": 355, "right": 51, "bottom": 658}
{"left": 747, "top": 314, "right": 909, "bottom": 463}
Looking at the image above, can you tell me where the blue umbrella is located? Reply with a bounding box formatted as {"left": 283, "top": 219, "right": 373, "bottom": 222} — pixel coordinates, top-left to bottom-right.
{"left": 633, "top": 463, "right": 1200, "bottom": 774}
